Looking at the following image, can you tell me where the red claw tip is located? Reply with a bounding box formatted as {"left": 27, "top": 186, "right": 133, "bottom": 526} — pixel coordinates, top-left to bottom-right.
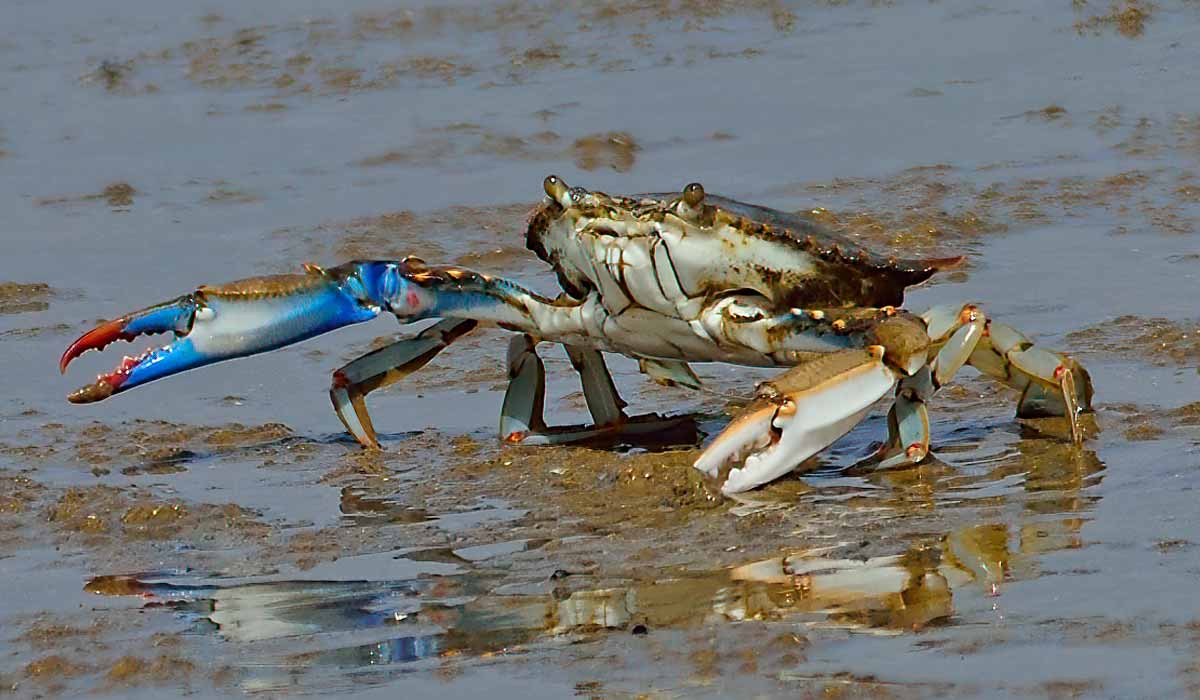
{"left": 59, "top": 319, "right": 132, "bottom": 374}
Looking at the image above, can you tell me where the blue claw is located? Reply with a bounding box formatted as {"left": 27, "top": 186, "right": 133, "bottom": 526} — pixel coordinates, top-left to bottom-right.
{"left": 62, "top": 258, "right": 547, "bottom": 404}
{"left": 61, "top": 265, "right": 382, "bottom": 402}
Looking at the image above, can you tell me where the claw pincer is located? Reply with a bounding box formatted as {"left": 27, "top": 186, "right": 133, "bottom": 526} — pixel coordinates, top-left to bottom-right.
{"left": 61, "top": 295, "right": 204, "bottom": 402}
{"left": 60, "top": 265, "right": 391, "bottom": 402}
{"left": 695, "top": 346, "right": 900, "bottom": 494}
{"left": 59, "top": 259, "right": 541, "bottom": 408}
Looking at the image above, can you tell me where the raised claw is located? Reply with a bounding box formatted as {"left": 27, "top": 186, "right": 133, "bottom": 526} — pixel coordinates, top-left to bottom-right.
{"left": 60, "top": 266, "right": 382, "bottom": 403}
{"left": 61, "top": 295, "right": 214, "bottom": 403}
{"left": 694, "top": 347, "right": 899, "bottom": 494}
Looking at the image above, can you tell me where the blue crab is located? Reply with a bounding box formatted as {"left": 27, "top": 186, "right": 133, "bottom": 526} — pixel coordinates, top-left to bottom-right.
{"left": 60, "top": 176, "right": 1093, "bottom": 494}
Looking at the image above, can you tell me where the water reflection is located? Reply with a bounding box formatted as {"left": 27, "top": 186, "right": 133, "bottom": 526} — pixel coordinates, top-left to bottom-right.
{"left": 84, "top": 512, "right": 1088, "bottom": 683}
{"left": 83, "top": 435, "right": 1106, "bottom": 691}
{"left": 339, "top": 485, "right": 432, "bottom": 526}
{"left": 844, "top": 436, "right": 1106, "bottom": 516}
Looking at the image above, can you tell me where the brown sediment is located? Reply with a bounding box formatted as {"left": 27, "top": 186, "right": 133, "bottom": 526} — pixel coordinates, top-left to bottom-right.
{"left": 48, "top": 486, "right": 125, "bottom": 534}
{"left": 1074, "top": 0, "right": 1152, "bottom": 38}
{"left": 39, "top": 460, "right": 271, "bottom": 544}
{"left": 24, "top": 655, "right": 90, "bottom": 682}
{"left": 36, "top": 182, "right": 136, "bottom": 208}
{"left": 1040, "top": 679, "right": 1107, "bottom": 699}
{"left": 101, "top": 0, "right": 795, "bottom": 105}
{"left": 120, "top": 501, "right": 187, "bottom": 530}
{"left": 354, "top": 142, "right": 455, "bottom": 167}
{"left": 1027, "top": 104, "right": 1068, "bottom": 122}
{"left": 786, "top": 158, "right": 1200, "bottom": 247}
{"left": 205, "top": 422, "right": 292, "bottom": 446}
{"left": 353, "top": 126, "right": 640, "bottom": 172}
{"left": 19, "top": 617, "right": 105, "bottom": 650}
{"left": 275, "top": 201, "right": 539, "bottom": 279}
{"left": 244, "top": 101, "right": 288, "bottom": 112}
{"left": 1066, "top": 315, "right": 1200, "bottom": 366}
{"left": 81, "top": 59, "right": 134, "bottom": 93}
{"left": 1123, "top": 422, "right": 1165, "bottom": 441}
{"left": 104, "top": 655, "right": 196, "bottom": 687}
{"left": 572, "top": 131, "right": 640, "bottom": 173}
{"left": 0, "top": 282, "right": 52, "bottom": 315}
{"left": 398, "top": 55, "right": 476, "bottom": 83}
{"left": 206, "top": 184, "right": 260, "bottom": 204}
{"left": 512, "top": 44, "right": 565, "bottom": 68}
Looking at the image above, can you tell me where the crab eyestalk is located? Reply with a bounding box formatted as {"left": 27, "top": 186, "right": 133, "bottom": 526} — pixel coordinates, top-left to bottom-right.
{"left": 543, "top": 174, "right": 571, "bottom": 208}
{"left": 674, "top": 182, "right": 708, "bottom": 223}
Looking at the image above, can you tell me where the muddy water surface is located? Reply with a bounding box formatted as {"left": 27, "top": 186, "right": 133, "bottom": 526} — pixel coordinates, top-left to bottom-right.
{"left": 3, "top": 0, "right": 1200, "bottom": 697}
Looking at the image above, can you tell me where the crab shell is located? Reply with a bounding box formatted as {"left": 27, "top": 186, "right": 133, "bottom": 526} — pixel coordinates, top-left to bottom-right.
{"left": 526, "top": 176, "right": 963, "bottom": 314}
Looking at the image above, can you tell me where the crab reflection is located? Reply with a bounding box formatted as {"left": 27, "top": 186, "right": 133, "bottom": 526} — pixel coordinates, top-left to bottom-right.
{"left": 856, "top": 435, "right": 1106, "bottom": 517}
{"left": 84, "top": 511, "right": 1086, "bottom": 682}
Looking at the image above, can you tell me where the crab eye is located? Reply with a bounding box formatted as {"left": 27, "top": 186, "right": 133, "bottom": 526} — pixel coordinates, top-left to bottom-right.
{"left": 683, "top": 182, "right": 705, "bottom": 208}
{"left": 543, "top": 175, "right": 572, "bottom": 206}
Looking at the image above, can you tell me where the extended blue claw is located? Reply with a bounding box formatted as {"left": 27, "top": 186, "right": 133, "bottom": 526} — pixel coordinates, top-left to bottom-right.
{"left": 62, "top": 258, "right": 549, "bottom": 414}
{"left": 61, "top": 265, "right": 382, "bottom": 402}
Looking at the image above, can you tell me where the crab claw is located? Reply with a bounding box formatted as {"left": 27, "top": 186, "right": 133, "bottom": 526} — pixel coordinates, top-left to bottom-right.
{"left": 61, "top": 266, "right": 383, "bottom": 403}
{"left": 61, "top": 295, "right": 214, "bottom": 402}
{"left": 694, "top": 347, "right": 898, "bottom": 495}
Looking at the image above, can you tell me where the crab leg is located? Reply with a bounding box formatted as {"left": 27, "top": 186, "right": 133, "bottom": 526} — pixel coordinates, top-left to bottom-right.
{"left": 330, "top": 319, "right": 478, "bottom": 448}
{"left": 871, "top": 305, "right": 985, "bottom": 468}
{"left": 694, "top": 347, "right": 899, "bottom": 495}
{"left": 499, "top": 334, "right": 696, "bottom": 446}
{"left": 932, "top": 303, "right": 1093, "bottom": 442}
{"left": 871, "top": 303, "right": 1094, "bottom": 468}
{"left": 970, "top": 320, "right": 1093, "bottom": 438}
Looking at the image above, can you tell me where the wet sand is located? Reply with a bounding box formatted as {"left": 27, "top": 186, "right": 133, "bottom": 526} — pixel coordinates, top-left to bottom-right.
{"left": 3, "top": 0, "right": 1200, "bottom": 697}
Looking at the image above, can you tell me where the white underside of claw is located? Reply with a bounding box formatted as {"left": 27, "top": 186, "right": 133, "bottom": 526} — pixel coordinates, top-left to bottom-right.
{"left": 721, "top": 403, "right": 876, "bottom": 495}
{"left": 696, "top": 357, "right": 898, "bottom": 495}
{"left": 693, "top": 408, "right": 774, "bottom": 479}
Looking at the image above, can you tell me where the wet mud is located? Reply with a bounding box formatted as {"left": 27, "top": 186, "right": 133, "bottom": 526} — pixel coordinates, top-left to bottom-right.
{"left": 0, "top": 283, "right": 53, "bottom": 316}
{"left": 5, "top": 0, "right": 1200, "bottom": 698}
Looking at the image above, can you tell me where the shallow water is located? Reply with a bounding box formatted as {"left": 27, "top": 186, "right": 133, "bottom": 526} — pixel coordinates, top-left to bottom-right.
{"left": 3, "top": 0, "right": 1200, "bottom": 697}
